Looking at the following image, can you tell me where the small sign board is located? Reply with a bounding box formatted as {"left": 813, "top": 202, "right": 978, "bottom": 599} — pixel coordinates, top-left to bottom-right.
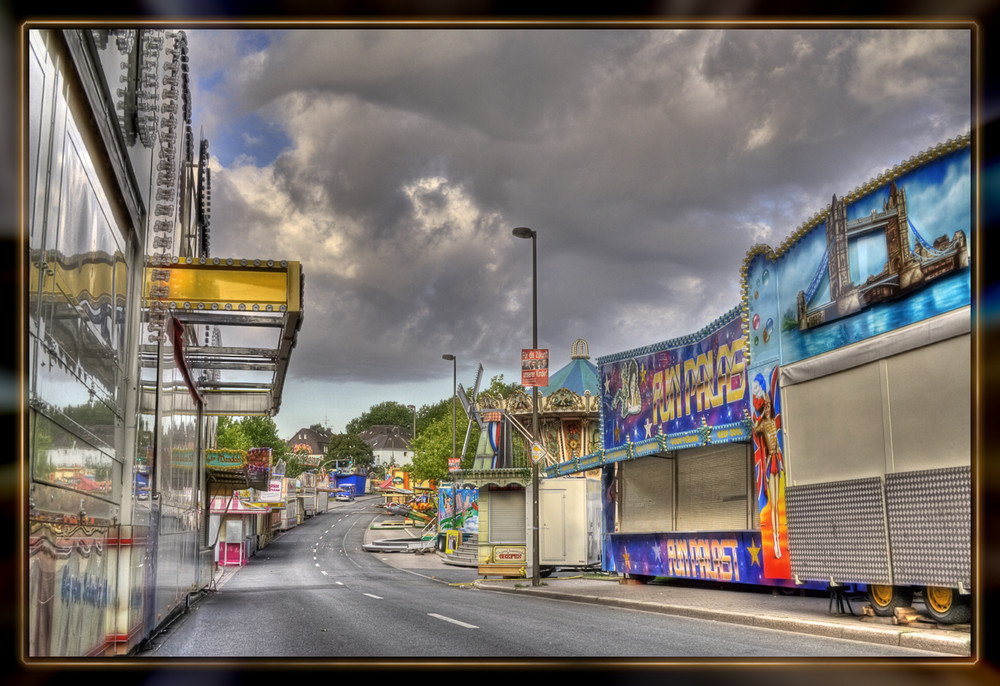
{"left": 521, "top": 349, "right": 549, "bottom": 387}
{"left": 448, "top": 457, "right": 461, "bottom": 471}
{"left": 530, "top": 441, "right": 548, "bottom": 465}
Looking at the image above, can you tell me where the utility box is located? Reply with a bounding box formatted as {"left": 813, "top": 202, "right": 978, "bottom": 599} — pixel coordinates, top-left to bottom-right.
{"left": 539, "top": 476, "right": 602, "bottom": 568}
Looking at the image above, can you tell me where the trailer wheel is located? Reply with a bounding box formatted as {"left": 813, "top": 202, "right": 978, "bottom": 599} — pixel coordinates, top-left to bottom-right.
{"left": 866, "top": 584, "right": 913, "bottom": 616}
{"left": 923, "top": 586, "right": 971, "bottom": 624}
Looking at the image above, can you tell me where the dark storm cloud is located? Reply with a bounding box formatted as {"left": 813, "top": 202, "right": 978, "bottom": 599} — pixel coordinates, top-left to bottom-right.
{"left": 188, "top": 26, "right": 971, "bottom": 390}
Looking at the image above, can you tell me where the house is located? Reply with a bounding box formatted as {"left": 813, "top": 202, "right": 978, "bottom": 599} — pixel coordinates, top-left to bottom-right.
{"left": 287, "top": 426, "right": 333, "bottom": 468}
{"left": 358, "top": 425, "right": 413, "bottom": 468}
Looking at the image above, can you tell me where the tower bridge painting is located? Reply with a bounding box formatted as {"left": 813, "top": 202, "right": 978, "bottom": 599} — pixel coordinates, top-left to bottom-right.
{"left": 796, "top": 176, "right": 969, "bottom": 332}
{"left": 745, "top": 142, "right": 971, "bottom": 368}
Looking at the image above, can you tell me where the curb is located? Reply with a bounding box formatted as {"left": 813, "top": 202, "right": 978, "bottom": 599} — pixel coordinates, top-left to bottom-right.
{"left": 472, "top": 581, "right": 971, "bottom": 657}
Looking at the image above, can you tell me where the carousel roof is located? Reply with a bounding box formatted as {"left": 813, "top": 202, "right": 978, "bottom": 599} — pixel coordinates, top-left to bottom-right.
{"left": 541, "top": 338, "right": 599, "bottom": 398}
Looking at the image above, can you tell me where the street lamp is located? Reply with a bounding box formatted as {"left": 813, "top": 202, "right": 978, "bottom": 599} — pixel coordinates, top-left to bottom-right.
{"left": 442, "top": 355, "right": 457, "bottom": 473}
{"left": 407, "top": 403, "right": 416, "bottom": 445}
{"left": 512, "top": 226, "right": 540, "bottom": 587}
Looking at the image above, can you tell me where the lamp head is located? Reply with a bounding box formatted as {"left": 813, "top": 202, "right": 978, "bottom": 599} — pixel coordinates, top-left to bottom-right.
{"left": 512, "top": 227, "right": 535, "bottom": 240}
{"left": 442, "top": 354, "right": 456, "bottom": 361}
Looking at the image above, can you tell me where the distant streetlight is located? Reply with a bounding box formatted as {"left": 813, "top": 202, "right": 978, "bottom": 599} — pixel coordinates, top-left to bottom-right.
{"left": 512, "top": 226, "right": 540, "bottom": 587}
{"left": 442, "top": 355, "right": 457, "bottom": 473}
{"left": 407, "top": 403, "right": 416, "bottom": 442}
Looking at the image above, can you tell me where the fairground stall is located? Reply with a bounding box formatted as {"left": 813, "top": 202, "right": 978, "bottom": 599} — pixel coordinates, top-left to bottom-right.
{"left": 25, "top": 28, "right": 304, "bottom": 656}
{"left": 209, "top": 492, "right": 271, "bottom": 567}
{"left": 205, "top": 447, "right": 273, "bottom": 566}
{"left": 574, "top": 307, "right": 800, "bottom": 588}
{"left": 741, "top": 135, "right": 972, "bottom": 623}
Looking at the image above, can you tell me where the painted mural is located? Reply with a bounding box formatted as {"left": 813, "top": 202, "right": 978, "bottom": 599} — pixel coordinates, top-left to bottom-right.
{"left": 743, "top": 145, "right": 971, "bottom": 370}
{"left": 439, "top": 485, "right": 479, "bottom": 534}
{"left": 751, "top": 365, "right": 790, "bottom": 578}
{"left": 604, "top": 530, "right": 818, "bottom": 588}
{"left": 599, "top": 309, "right": 748, "bottom": 453}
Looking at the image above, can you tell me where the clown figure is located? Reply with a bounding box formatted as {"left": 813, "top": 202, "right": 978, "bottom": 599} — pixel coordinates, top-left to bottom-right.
{"left": 752, "top": 371, "right": 785, "bottom": 559}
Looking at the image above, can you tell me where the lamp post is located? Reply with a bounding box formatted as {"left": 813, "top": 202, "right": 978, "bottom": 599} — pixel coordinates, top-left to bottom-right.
{"left": 406, "top": 404, "right": 416, "bottom": 459}
{"left": 512, "top": 226, "right": 540, "bottom": 587}
{"left": 442, "top": 355, "right": 457, "bottom": 473}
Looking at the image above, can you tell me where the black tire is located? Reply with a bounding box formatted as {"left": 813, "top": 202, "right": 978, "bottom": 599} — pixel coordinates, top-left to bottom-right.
{"left": 866, "top": 584, "right": 914, "bottom": 617}
{"left": 923, "top": 586, "right": 972, "bottom": 624}
{"left": 630, "top": 574, "right": 655, "bottom": 584}
{"left": 539, "top": 567, "right": 554, "bottom": 578}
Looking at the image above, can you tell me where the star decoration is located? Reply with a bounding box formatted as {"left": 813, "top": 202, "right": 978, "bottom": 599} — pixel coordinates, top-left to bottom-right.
{"left": 640, "top": 364, "right": 647, "bottom": 386}
{"left": 747, "top": 538, "right": 762, "bottom": 567}
{"left": 644, "top": 418, "right": 654, "bottom": 438}
{"left": 622, "top": 548, "right": 631, "bottom": 571}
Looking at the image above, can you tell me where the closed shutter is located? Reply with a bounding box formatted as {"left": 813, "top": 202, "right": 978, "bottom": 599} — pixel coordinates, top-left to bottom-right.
{"left": 676, "top": 444, "right": 751, "bottom": 531}
{"left": 489, "top": 490, "right": 526, "bottom": 543}
{"left": 619, "top": 456, "right": 673, "bottom": 533}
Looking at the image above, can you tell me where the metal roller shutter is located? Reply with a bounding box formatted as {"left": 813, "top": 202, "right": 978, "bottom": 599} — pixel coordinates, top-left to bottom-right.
{"left": 489, "top": 490, "right": 526, "bottom": 544}
{"left": 676, "top": 444, "right": 751, "bottom": 531}
{"left": 619, "top": 456, "right": 673, "bottom": 533}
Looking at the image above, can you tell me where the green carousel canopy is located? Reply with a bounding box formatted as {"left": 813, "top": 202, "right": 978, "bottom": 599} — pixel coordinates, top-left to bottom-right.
{"left": 540, "top": 338, "right": 599, "bottom": 398}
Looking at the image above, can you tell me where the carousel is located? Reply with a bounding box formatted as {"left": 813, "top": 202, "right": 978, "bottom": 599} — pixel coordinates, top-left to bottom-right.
{"left": 451, "top": 339, "right": 603, "bottom": 578}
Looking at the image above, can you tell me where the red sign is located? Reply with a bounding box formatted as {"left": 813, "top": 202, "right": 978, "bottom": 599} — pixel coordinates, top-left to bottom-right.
{"left": 448, "top": 458, "right": 461, "bottom": 471}
{"left": 521, "top": 349, "right": 549, "bottom": 387}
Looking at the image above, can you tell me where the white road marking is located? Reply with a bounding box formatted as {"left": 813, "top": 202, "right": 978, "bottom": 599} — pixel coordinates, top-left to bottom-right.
{"left": 335, "top": 581, "right": 344, "bottom": 585}
{"left": 428, "top": 613, "right": 478, "bottom": 629}
{"left": 363, "top": 593, "right": 382, "bottom": 600}
{"left": 321, "top": 571, "right": 328, "bottom": 576}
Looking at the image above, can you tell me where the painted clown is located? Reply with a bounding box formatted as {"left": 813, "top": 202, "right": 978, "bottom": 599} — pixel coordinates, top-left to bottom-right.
{"left": 752, "top": 368, "right": 785, "bottom": 559}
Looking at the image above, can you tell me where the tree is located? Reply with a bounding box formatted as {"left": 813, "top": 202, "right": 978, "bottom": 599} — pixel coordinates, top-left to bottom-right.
{"left": 345, "top": 401, "right": 414, "bottom": 435}
{"left": 325, "top": 433, "right": 375, "bottom": 472}
{"left": 216, "top": 415, "right": 289, "bottom": 463}
{"left": 408, "top": 413, "right": 460, "bottom": 483}
{"left": 484, "top": 373, "right": 522, "bottom": 399}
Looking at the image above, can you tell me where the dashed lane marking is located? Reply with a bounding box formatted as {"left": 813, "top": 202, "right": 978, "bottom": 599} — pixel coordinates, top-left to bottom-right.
{"left": 428, "top": 614, "right": 478, "bottom": 629}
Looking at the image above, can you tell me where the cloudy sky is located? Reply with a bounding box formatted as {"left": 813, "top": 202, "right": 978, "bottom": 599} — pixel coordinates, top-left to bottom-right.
{"left": 182, "top": 25, "right": 972, "bottom": 438}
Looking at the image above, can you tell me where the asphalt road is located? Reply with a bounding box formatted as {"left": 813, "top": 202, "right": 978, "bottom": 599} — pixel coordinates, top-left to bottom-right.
{"left": 137, "top": 499, "right": 955, "bottom": 660}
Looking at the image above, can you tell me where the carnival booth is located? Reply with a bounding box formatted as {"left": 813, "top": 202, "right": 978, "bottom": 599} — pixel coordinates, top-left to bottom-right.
{"left": 740, "top": 139, "right": 972, "bottom": 622}
{"left": 205, "top": 447, "right": 274, "bottom": 565}
{"left": 543, "top": 137, "right": 973, "bottom": 624}
{"left": 584, "top": 308, "right": 776, "bottom": 586}
{"left": 283, "top": 477, "right": 301, "bottom": 530}
{"left": 315, "top": 471, "right": 332, "bottom": 514}
{"left": 300, "top": 471, "right": 317, "bottom": 518}
{"left": 210, "top": 493, "right": 271, "bottom": 566}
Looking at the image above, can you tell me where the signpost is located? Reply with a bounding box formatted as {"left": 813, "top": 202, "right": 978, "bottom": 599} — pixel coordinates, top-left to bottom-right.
{"left": 530, "top": 441, "right": 548, "bottom": 465}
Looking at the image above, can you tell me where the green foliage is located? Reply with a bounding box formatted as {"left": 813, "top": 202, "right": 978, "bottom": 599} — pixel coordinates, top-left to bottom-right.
{"left": 284, "top": 455, "right": 305, "bottom": 479}
{"left": 342, "top": 373, "right": 525, "bottom": 483}
{"left": 345, "top": 401, "right": 414, "bottom": 435}
{"left": 484, "top": 373, "right": 522, "bottom": 399}
{"left": 409, "top": 413, "right": 459, "bottom": 483}
{"left": 325, "top": 433, "right": 375, "bottom": 471}
{"left": 216, "top": 416, "right": 289, "bottom": 462}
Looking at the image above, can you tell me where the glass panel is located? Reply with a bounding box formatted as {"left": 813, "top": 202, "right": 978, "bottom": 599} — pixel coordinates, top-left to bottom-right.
{"left": 38, "top": 102, "right": 129, "bottom": 408}
{"left": 33, "top": 334, "right": 120, "bottom": 453}
{"left": 32, "top": 411, "right": 121, "bottom": 503}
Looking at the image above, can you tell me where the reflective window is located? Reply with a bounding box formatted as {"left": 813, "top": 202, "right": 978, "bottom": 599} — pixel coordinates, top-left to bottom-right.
{"left": 31, "top": 412, "right": 121, "bottom": 503}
